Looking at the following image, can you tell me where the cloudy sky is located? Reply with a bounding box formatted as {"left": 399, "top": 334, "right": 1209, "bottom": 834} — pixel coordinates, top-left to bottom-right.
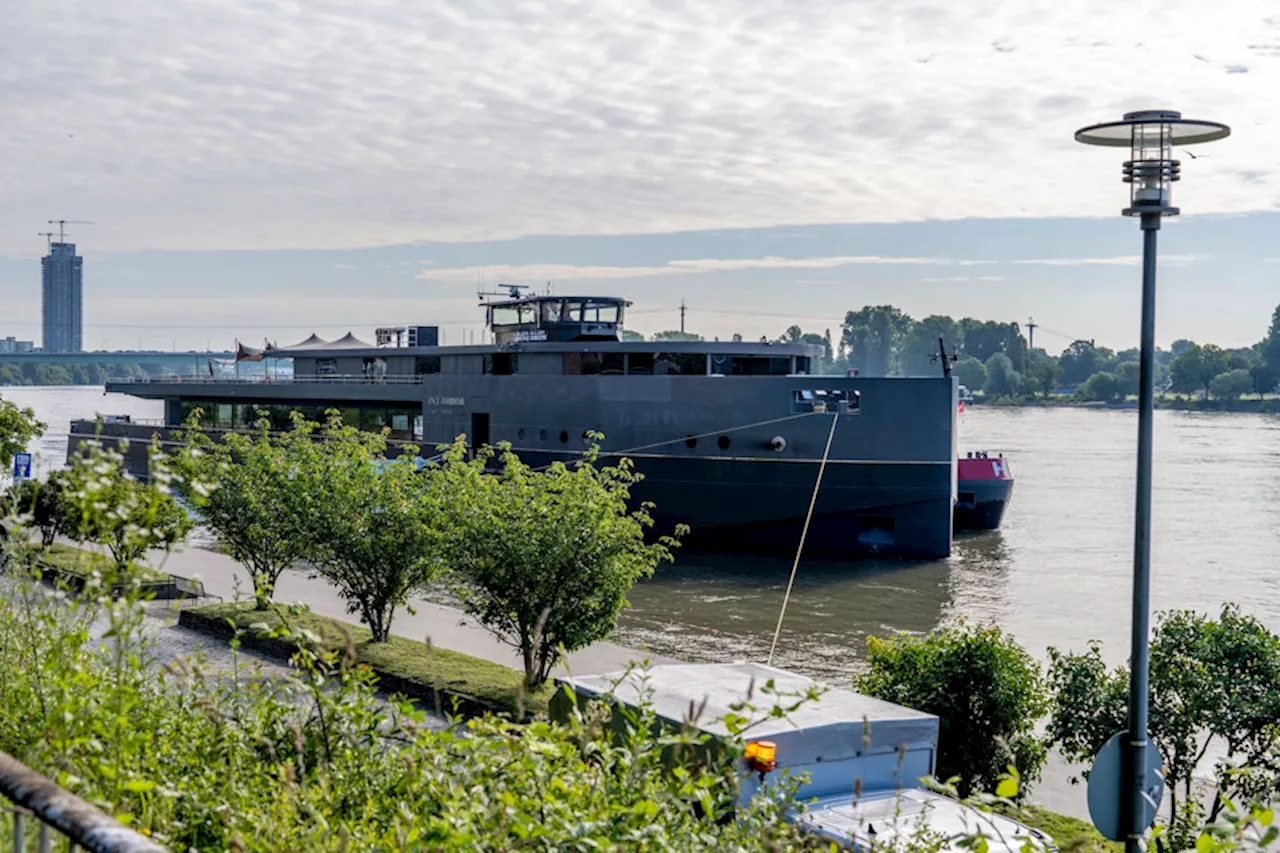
{"left": 2, "top": 0, "right": 1277, "bottom": 351}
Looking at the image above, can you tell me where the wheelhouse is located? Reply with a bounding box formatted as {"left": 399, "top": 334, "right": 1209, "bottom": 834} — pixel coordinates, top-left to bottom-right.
{"left": 486, "top": 295, "right": 631, "bottom": 344}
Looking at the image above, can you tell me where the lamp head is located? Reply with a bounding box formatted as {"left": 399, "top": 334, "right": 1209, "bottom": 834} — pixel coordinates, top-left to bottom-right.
{"left": 1075, "top": 110, "right": 1230, "bottom": 217}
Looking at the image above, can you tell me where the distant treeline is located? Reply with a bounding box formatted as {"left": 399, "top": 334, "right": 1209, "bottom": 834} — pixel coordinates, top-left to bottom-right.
{"left": 0, "top": 362, "right": 189, "bottom": 386}
{"left": 654, "top": 301, "right": 1280, "bottom": 405}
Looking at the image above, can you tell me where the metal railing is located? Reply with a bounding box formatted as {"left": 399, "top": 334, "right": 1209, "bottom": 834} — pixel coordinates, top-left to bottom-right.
{"left": 0, "top": 751, "right": 168, "bottom": 852}
{"left": 107, "top": 374, "right": 424, "bottom": 386}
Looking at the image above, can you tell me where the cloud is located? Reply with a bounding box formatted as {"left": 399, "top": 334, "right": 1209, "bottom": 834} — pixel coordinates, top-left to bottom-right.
{"left": 1, "top": 0, "right": 1277, "bottom": 253}
{"left": 419, "top": 255, "right": 995, "bottom": 281}
{"left": 1013, "top": 254, "right": 1207, "bottom": 267}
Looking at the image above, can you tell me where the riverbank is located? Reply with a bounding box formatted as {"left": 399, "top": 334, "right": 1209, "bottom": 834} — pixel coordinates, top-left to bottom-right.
{"left": 968, "top": 394, "right": 1280, "bottom": 413}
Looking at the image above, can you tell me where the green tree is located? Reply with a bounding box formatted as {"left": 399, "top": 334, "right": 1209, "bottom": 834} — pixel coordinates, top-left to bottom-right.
{"left": 1264, "top": 304, "right": 1280, "bottom": 374}
{"left": 1171, "top": 344, "right": 1230, "bottom": 398}
{"left": 1251, "top": 364, "right": 1277, "bottom": 397}
{"left": 651, "top": 330, "right": 702, "bottom": 342}
{"left": 436, "top": 436, "right": 683, "bottom": 687}
{"left": 2, "top": 473, "right": 72, "bottom": 547}
{"left": 286, "top": 414, "right": 440, "bottom": 642}
{"left": 1022, "top": 349, "right": 1063, "bottom": 398}
{"left": 982, "top": 352, "right": 1020, "bottom": 398}
{"left": 60, "top": 439, "right": 193, "bottom": 579}
{"left": 1115, "top": 360, "right": 1140, "bottom": 398}
{"left": 0, "top": 393, "right": 44, "bottom": 474}
{"left": 856, "top": 621, "right": 1049, "bottom": 797}
{"left": 841, "top": 305, "right": 913, "bottom": 377}
{"left": 1209, "top": 368, "right": 1253, "bottom": 401}
{"left": 1058, "top": 340, "right": 1115, "bottom": 386}
{"left": 777, "top": 325, "right": 834, "bottom": 372}
{"left": 960, "top": 320, "right": 1027, "bottom": 371}
{"left": 1079, "top": 371, "right": 1122, "bottom": 403}
{"left": 954, "top": 357, "right": 987, "bottom": 395}
{"left": 177, "top": 413, "right": 312, "bottom": 609}
{"left": 619, "top": 329, "right": 644, "bottom": 342}
{"left": 1047, "top": 605, "right": 1280, "bottom": 844}
{"left": 1170, "top": 338, "right": 1197, "bottom": 357}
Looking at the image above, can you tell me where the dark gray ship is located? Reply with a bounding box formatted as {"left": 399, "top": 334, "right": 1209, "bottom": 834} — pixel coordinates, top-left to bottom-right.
{"left": 93, "top": 289, "right": 962, "bottom": 558}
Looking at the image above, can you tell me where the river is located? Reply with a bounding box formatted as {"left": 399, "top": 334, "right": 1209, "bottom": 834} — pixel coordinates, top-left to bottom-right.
{"left": 5, "top": 386, "right": 1280, "bottom": 815}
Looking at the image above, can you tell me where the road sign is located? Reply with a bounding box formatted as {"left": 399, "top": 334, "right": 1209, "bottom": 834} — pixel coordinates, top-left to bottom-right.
{"left": 1087, "top": 730, "right": 1165, "bottom": 842}
{"left": 11, "top": 452, "right": 32, "bottom": 482}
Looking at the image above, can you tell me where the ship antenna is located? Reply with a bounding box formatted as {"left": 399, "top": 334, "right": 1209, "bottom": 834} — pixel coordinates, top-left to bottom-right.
{"left": 929, "top": 337, "right": 957, "bottom": 378}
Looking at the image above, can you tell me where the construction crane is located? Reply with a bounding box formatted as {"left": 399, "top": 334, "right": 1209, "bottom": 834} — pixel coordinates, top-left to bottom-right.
{"left": 47, "top": 219, "right": 94, "bottom": 242}
{"left": 37, "top": 231, "right": 56, "bottom": 252}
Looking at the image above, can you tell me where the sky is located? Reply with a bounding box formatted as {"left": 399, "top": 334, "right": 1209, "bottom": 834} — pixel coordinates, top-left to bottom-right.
{"left": 1, "top": 0, "right": 1278, "bottom": 352}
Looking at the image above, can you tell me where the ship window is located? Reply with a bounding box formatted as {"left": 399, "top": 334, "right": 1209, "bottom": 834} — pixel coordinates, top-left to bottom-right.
{"left": 414, "top": 356, "right": 441, "bottom": 375}
{"left": 583, "top": 303, "right": 620, "bottom": 323}
{"left": 795, "top": 356, "right": 811, "bottom": 374}
{"left": 562, "top": 301, "right": 584, "bottom": 322}
{"left": 563, "top": 352, "right": 624, "bottom": 375}
{"left": 540, "top": 301, "right": 563, "bottom": 323}
{"left": 518, "top": 429, "right": 526, "bottom": 441}
{"left": 539, "top": 429, "right": 548, "bottom": 442}
{"left": 717, "top": 435, "right": 731, "bottom": 450}
{"left": 685, "top": 435, "right": 697, "bottom": 449}
{"left": 485, "top": 352, "right": 518, "bottom": 375}
{"left": 730, "top": 356, "right": 791, "bottom": 376}
{"left": 654, "top": 352, "right": 704, "bottom": 376}
{"left": 627, "top": 353, "right": 654, "bottom": 374}
{"left": 559, "top": 430, "right": 569, "bottom": 444}
{"left": 315, "top": 358, "right": 338, "bottom": 376}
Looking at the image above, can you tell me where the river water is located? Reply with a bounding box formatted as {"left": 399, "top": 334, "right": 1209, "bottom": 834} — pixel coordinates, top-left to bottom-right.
{"left": 6, "top": 386, "right": 1280, "bottom": 815}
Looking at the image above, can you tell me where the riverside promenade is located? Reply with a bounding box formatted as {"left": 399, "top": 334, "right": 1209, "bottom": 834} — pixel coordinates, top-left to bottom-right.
{"left": 153, "top": 544, "right": 681, "bottom": 678}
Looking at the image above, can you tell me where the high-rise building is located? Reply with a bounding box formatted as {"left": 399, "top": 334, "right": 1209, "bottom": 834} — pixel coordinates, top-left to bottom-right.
{"left": 41, "top": 242, "right": 83, "bottom": 352}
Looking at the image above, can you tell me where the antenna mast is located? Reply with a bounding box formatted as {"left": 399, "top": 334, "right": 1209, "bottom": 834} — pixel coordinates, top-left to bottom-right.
{"left": 1026, "top": 317, "right": 1038, "bottom": 351}
{"left": 37, "top": 231, "right": 56, "bottom": 252}
{"left": 680, "top": 300, "right": 687, "bottom": 334}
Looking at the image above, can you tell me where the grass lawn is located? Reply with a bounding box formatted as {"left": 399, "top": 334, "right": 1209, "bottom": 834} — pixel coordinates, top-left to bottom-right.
{"left": 29, "top": 542, "right": 169, "bottom": 583}
{"left": 189, "top": 602, "right": 553, "bottom": 716}
{"left": 1001, "top": 804, "right": 1120, "bottom": 853}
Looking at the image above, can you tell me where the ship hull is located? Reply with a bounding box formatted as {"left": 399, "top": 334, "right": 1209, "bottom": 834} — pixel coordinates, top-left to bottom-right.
{"left": 953, "top": 456, "right": 1013, "bottom": 532}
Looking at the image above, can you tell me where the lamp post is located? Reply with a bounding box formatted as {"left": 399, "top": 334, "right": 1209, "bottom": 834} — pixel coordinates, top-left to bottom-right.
{"left": 1075, "top": 110, "right": 1230, "bottom": 852}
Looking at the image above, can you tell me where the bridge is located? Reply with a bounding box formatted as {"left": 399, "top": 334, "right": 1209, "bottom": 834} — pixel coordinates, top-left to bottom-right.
{"left": 0, "top": 350, "right": 235, "bottom": 368}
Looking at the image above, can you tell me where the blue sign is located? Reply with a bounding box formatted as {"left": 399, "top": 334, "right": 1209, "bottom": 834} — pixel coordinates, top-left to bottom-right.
{"left": 12, "top": 452, "right": 32, "bottom": 482}
{"left": 1087, "top": 730, "right": 1164, "bottom": 842}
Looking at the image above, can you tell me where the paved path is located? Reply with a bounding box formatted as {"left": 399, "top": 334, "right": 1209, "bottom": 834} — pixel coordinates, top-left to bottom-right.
{"left": 151, "top": 544, "right": 681, "bottom": 678}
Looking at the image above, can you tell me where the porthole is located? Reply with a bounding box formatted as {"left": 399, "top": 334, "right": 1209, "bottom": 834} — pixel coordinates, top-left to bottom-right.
{"left": 718, "top": 435, "right": 731, "bottom": 450}
{"left": 685, "top": 436, "right": 698, "bottom": 449}
{"left": 517, "top": 429, "right": 526, "bottom": 442}
{"left": 539, "top": 429, "right": 548, "bottom": 442}
{"left": 559, "top": 430, "right": 569, "bottom": 444}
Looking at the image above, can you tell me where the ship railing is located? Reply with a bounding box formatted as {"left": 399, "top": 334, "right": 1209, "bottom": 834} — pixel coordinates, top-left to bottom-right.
{"left": 107, "top": 374, "right": 424, "bottom": 386}
{"left": 1, "top": 750, "right": 169, "bottom": 852}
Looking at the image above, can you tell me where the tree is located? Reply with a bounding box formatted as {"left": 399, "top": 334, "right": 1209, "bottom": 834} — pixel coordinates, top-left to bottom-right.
{"left": 652, "top": 330, "right": 702, "bottom": 342}
{"left": 1078, "top": 371, "right": 1121, "bottom": 403}
{"left": 841, "top": 305, "right": 912, "bottom": 377}
{"left": 1171, "top": 344, "right": 1230, "bottom": 398}
{"left": 436, "top": 436, "right": 683, "bottom": 687}
{"left": 60, "top": 439, "right": 193, "bottom": 579}
{"left": 898, "top": 315, "right": 959, "bottom": 377}
{"left": 982, "top": 352, "right": 1020, "bottom": 398}
{"left": 1170, "top": 338, "right": 1197, "bottom": 357}
{"left": 176, "top": 413, "right": 312, "bottom": 609}
{"left": 777, "top": 326, "right": 834, "bottom": 372}
{"left": 1058, "top": 340, "right": 1115, "bottom": 386}
{"left": 959, "top": 320, "right": 1027, "bottom": 371}
{"left": 2, "top": 474, "right": 72, "bottom": 547}
{"left": 1209, "top": 368, "right": 1253, "bottom": 401}
{"left": 619, "top": 329, "right": 644, "bottom": 342}
{"left": 285, "top": 414, "right": 441, "bottom": 642}
{"left": 1110, "top": 361, "right": 1139, "bottom": 399}
{"left": 1251, "top": 364, "right": 1278, "bottom": 398}
{"left": 1048, "top": 606, "right": 1280, "bottom": 847}
{"left": 856, "top": 621, "right": 1049, "bottom": 797}
{"left": 0, "top": 393, "right": 44, "bottom": 474}
{"left": 1023, "top": 349, "right": 1063, "bottom": 398}
{"left": 954, "top": 357, "right": 987, "bottom": 394}
{"left": 1264, "top": 304, "right": 1280, "bottom": 375}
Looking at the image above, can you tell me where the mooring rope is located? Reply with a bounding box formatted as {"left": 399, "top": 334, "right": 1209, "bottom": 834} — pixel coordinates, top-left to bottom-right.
{"left": 767, "top": 411, "right": 841, "bottom": 666}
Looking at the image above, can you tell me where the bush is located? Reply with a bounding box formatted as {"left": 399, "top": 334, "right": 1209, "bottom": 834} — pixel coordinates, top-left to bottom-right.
{"left": 856, "top": 621, "right": 1049, "bottom": 797}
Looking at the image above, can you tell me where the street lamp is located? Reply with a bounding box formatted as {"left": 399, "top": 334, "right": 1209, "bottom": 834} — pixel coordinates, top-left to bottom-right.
{"left": 1075, "top": 110, "right": 1230, "bottom": 852}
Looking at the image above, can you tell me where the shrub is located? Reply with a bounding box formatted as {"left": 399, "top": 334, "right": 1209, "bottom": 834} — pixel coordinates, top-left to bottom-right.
{"left": 856, "top": 621, "right": 1049, "bottom": 797}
